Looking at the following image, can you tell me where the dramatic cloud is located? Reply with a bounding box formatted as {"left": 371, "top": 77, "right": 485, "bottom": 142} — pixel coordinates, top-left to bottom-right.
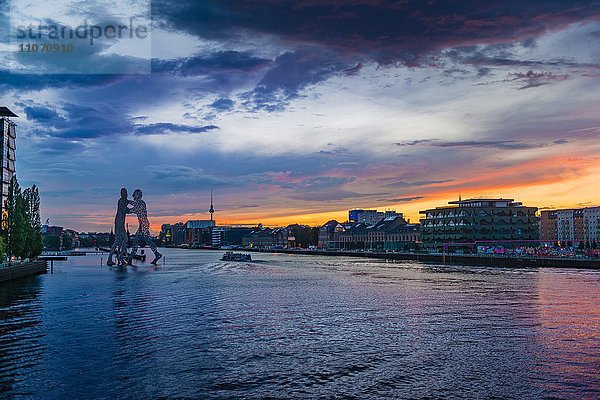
{"left": 2, "top": 0, "right": 598, "bottom": 230}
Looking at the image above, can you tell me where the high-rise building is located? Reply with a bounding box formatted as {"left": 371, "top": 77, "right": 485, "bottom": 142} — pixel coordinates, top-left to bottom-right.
{"left": 0, "top": 107, "right": 17, "bottom": 222}
{"left": 419, "top": 198, "right": 539, "bottom": 249}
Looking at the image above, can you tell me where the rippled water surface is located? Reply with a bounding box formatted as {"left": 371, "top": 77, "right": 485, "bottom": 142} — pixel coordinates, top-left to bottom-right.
{"left": 1, "top": 249, "right": 599, "bottom": 399}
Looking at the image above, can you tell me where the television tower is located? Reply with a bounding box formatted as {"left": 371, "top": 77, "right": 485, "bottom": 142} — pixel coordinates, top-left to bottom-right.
{"left": 209, "top": 189, "right": 214, "bottom": 222}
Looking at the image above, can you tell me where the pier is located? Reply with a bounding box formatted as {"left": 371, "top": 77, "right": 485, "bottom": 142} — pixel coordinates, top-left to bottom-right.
{"left": 244, "top": 248, "right": 600, "bottom": 269}
{"left": 0, "top": 260, "right": 48, "bottom": 283}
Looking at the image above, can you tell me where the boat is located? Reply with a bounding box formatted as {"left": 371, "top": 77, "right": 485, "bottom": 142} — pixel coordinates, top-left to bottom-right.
{"left": 221, "top": 252, "right": 252, "bottom": 262}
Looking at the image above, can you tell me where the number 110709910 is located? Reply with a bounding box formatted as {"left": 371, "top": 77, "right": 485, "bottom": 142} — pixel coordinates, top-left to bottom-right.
{"left": 19, "top": 43, "right": 74, "bottom": 52}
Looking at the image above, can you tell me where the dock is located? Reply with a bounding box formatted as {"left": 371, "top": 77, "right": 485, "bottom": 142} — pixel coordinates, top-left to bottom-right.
{"left": 245, "top": 248, "right": 600, "bottom": 269}
{"left": 0, "top": 260, "right": 48, "bottom": 283}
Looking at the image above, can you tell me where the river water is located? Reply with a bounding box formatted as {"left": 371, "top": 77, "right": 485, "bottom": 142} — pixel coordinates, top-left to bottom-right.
{"left": 1, "top": 249, "right": 598, "bottom": 399}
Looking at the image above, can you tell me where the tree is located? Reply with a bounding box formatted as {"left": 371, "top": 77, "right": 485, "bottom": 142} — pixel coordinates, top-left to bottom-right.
{"left": 4, "top": 176, "right": 28, "bottom": 259}
{"left": 61, "top": 234, "right": 73, "bottom": 250}
{"left": 43, "top": 235, "right": 61, "bottom": 250}
{"left": 0, "top": 236, "right": 5, "bottom": 261}
{"left": 13, "top": 191, "right": 29, "bottom": 259}
{"left": 593, "top": 240, "right": 598, "bottom": 250}
{"left": 23, "top": 185, "right": 43, "bottom": 258}
{"left": 2, "top": 177, "right": 44, "bottom": 260}
{"left": 578, "top": 241, "right": 585, "bottom": 251}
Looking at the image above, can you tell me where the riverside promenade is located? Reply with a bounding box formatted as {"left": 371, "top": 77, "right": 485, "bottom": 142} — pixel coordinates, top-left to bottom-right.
{"left": 245, "top": 248, "right": 600, "bottom": 269}
{"left": 0, "top": 260, "right": 48, "bottom": 283}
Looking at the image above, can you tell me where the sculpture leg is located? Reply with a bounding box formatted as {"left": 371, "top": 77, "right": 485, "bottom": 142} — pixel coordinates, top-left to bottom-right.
{"left": 119, "top": 234, "right": 129, "bottom": 265}
{"left": 107, "top": 241, "right": 118, "bottom": 265}
{"left": 144, "top": 235, "right": 162, "bottom": 264}
{"left": 128, "top": 234, "right": 140, "bottom": 265}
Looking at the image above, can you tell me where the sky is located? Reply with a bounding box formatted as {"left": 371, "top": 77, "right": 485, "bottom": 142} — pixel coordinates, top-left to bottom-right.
{"left": 1, "top": 0, "right": 599, "bottom": 233}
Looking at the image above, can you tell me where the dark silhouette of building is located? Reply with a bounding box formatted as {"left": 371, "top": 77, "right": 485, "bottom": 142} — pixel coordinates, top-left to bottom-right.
{"left": 0, "top": 107, "right": 18, "bottom": 222}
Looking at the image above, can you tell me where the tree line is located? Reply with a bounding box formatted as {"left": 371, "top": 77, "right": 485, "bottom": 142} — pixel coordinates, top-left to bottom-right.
{"left": 0, "top": 176, "right": 43, "bottom": 261}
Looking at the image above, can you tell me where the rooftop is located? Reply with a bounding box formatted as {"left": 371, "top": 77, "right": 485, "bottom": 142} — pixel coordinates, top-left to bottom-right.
{"left": 0, "top": 107, "right": 18, "bottom": 117}
{"left": 448, "top": 198, "right": 514, "bottom": 205}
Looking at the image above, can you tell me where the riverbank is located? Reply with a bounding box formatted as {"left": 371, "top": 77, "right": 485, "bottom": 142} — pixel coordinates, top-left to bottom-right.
{"left": 0, "top": 259, "right": 48, "bottom": 283}
{"left": 244, "top": 248, "right": 600, "bottom": 269}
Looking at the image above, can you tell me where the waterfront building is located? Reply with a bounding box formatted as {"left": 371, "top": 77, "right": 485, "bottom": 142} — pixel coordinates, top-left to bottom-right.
{"left": 539, "top": 210, "right": 558, "bottom": 242}
{"left": 212, "top": 227, "right": 224, "bottom": 247}
{"left": 556, "top": 209, "right": 584, "bottom": 245}
{"left": 583, "top": 207, "right": 600, "bottom": 244}
{"left": 241, "top": 227, "right": 278, "bottom": 248}
{"left": 159, "top": 224, "right": 171, "bottom": 244}
{"left": 160, "top": 222, "right": 187, "bottom": 246}
{"left": 318, "top": 220, "right": 345, "bottom": 249}
{"left": 339, "top": 215, "right": 419, "bottom": 251}
{"left": 41, "top": 224, "right": 64, "bottom": 236}
{"left": 185, "top": 220, "right": 215, "bottom": 246}
{"left": 240, "top": 225, "right": 313, "bottom": 248}
{"left": 348, "top": 209, "right": 401, "bottom": 226}
{"left": 0, "top": 107, "right": 17, "bottom": 223}
{"left": 419, "top": 198, "right": 539, "bottom": 250}
{"left": 540, "top": 206, "right": 600, "bottom": 246}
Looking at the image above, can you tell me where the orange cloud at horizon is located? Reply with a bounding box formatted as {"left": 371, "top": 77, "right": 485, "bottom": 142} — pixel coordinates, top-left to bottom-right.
{"left": 143, "top": 153, "right": 600, "bottom": 233}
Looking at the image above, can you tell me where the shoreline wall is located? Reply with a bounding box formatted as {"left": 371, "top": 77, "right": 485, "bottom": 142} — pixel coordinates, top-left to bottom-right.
{"left": 0, "top": 260, "right": 48, "bottom": 283}
{"left": 243, "top": 248, "right": 600, "bottom": 269}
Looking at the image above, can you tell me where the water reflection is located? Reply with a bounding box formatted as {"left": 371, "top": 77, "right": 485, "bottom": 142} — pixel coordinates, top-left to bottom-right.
{"left": 0, "top": 277, "right": 45, "bottom": 395}
{"left": 0, "top": 251, "right": 599, "bottom": 398}
{"left": 534, "top": 271, "right": 600, "bottom": 396}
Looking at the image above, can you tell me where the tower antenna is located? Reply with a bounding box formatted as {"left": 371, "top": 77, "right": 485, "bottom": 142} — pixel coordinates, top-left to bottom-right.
{"left": 209, "top": 189, "right": 214, "bottom": 222}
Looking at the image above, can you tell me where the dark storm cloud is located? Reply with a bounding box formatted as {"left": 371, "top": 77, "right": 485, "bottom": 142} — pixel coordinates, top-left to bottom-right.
{"left": 152, "top": 51, "right": 271, "bottom": 75}
{"left": 0, "top": 71, "right": 124, "bottom": 91}
{"left": 23, "top": 103, "right": 218, "bottom": 139}
{"left": 151, "top": 0, "right": 598, "bottom": 110}
{"left": 24, "top": 106, "right": 65, "bottom": 124}
{"left": 240, "top": 49, "right": 350, "bottom": 111}
{"left": 25, "top": 103, "right": 132, "bottom": 139}
{"left": 157, "top": 0, "right": 599, "bottom": 65}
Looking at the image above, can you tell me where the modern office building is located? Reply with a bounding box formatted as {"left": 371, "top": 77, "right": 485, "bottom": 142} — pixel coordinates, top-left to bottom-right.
{"left": 0, "top": 107, "right": 17, "bottom": 222}
{"left": 419, "top": 198, "right": 539, "bottom": 250}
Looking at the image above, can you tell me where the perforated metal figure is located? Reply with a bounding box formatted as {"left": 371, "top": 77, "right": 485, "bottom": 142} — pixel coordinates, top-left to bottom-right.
{"left": 107, "top": 188, "right": 132, "bottom": 266}
{"left": 128, "top": 189, "right": 162, "bottom": 265}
